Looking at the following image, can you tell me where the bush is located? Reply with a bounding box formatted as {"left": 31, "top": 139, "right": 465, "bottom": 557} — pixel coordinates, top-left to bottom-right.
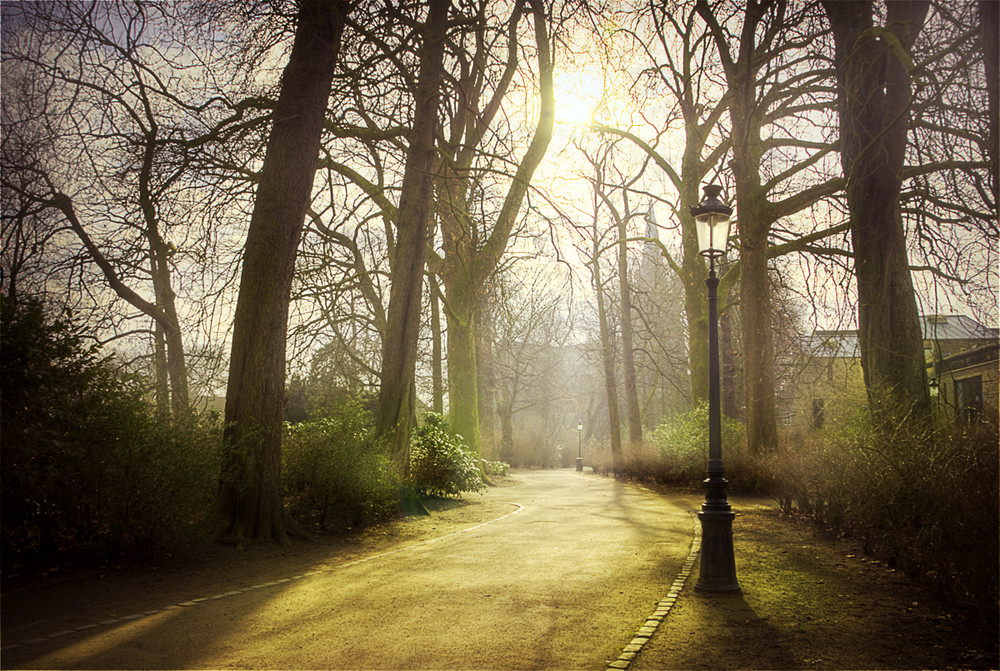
{"left": 649, "top": 404, "right": 748, "bottom": 485}
{"left": 770, "top": 404, "right": 999, "bottom": 617}
{"left": 1, "top": 294, "right": 219, "bottom": 566}
{"left": 282, "top": 401, "right": 398, "bottom": 531}
{"left": 481, "top": 459, "right": 510, "bottom": 476}
{"left": 409, "top": 413, "right": 484, "bottom": 497}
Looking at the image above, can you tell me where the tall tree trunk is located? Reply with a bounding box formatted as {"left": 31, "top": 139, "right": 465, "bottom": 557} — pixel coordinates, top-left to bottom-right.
{"left": 823, "top": 0, "right": 931, "bottom": 416}
{"left": 217, "top": 0, "right": 348, "bottom": 543}
{"left": 618, "top": 213, "right": 642, "bottom": 445}
{"left": 697, "top": 0, "right": 779, "bottom": 454}
{"left": 719, "top": 301, "right": 738, "bottom": 419}
{"left": 150, "top": 248, "right": 188, "bottom": 416}
{"left": 153, "top": 320, "right": 169, "bottom": 416}
{"left": 445, "top": 278, "right": 481, "bottom": 450}
{"left": 429, "top": 273, "right": 445, "bottom": 414}
{"left": 477, "top": 298, "right": 496, "bottom": 455}
{"left": 499, "top": 405, "right": 514, "bottom": 464}
{"left": 594, "top": 225, "right": 622, "bottom": 469}
{"left": 140, "top": 128, "right": 189, "bottom": 416}
{"left": 375, "top": 0, "right": 451, "bottom": 471}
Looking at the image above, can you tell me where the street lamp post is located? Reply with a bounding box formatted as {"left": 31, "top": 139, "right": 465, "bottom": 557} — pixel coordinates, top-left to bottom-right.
{"left": 691, "top": 184, "right": 740, "bottom": 593}
{"left": 576, "top": 421, "right": 584, "bottom": 471}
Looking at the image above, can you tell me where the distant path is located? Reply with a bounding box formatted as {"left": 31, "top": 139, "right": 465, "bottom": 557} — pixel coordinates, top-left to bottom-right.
{"left": 3, "top": 470, "right": 702, "bottom": 670}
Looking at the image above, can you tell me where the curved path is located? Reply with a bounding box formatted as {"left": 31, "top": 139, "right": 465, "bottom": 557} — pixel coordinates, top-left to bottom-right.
{"left": 3, "top": 470, "right": 701, "bottom": 670}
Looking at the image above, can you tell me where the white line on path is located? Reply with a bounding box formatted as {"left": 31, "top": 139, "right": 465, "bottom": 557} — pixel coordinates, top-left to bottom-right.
{"left": 1, "top": 502, "right": 525, "bottom": 653}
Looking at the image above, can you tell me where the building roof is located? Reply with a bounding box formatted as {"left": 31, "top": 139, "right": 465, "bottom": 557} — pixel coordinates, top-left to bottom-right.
{"left": 921, "top": 314, "right": 999, "bottom": 342}
{"left": 807, "top": 314, "right": 998, "bottom": 359}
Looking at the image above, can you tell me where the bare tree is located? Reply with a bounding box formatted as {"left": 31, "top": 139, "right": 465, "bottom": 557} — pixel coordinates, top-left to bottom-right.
{"left": 822, "top": 0, "right": 931, "bottom": 416}
{"left": 217, "top": 0, "right": 350, "bottom": 543}
{"left": 697, "top": 0, "right": 844, "bottom": 453}
{"left": 430, "top": 0, "right": 556, "bottom": 454}
{"left": 0, "top": 1, "right": 245, "bottom": 416}
{"left": 374, "top": 0, "right": 451, "bottom": 472}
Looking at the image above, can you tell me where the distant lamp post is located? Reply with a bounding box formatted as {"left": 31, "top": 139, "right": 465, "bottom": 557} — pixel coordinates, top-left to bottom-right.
{"left": 576, "top": 420, "right": 584, "bottom": 471}
{"left": 691, "top": 184, "right": 740, "bottom": 593}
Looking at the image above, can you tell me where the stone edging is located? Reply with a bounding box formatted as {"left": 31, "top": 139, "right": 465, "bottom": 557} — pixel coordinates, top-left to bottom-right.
{"left": 606, "top": 512, "right": 701, "bottom": 670}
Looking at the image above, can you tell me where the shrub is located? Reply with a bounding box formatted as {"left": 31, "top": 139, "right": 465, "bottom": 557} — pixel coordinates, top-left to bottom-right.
{"left": 409, "top": 413, "right": 484, "bottom": 497}
{"left": 481, "top": 459, "right": 510, "bottom": 476}
{"left": 282, "top": 401, "right": 398, "bottom": 531}
{"left": 649, "top": 404, "right": 748, "bottom": 485}
{"left": 1, "top": 294, "right": 219, "bottom": 566}
{"left": 770, "top": 403, "right": 999, "bottom": 617}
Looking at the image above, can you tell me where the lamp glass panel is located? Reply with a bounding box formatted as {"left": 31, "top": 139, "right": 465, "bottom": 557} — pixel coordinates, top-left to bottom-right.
{"left": 695, "top": 213, "right": 730, "bottom": 256}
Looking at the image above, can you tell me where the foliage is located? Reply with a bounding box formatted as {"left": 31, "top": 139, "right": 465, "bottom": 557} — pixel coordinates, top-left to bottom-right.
{"left": 481, "top": 459, "right": 510, "bottom": 476}
{"left": 409, "top": 413, "right": 485, "bottom": 497}
{"left": 769, "top": 403, "right": 999, "bottom": 616}
{"left": 282, "top": 400, "right": 398, "bottom": 531}
{"left": 1, "top": 294, "right": 219, "bottom": 566}
{"left": 649, "top": 404, "right": 749, "bottom": 484}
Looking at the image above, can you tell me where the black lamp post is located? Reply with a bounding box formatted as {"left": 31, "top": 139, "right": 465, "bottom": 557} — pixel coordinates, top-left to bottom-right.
{"left": 691, "top": 184, "right": 740, "bottom": 593}
{"left": 576, "top": 420, "right": 584, "bottom": 471}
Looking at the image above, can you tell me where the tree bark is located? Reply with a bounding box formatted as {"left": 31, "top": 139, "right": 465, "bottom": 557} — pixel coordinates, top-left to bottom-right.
{"left": 823, "top": 0, "right": 931, "bottom": 416}
{"left": 445, "top": 278, "right": 481, "bottom": 450}
{"left": 593, "top": 221, "right": 623, "bottom": 469}
{"left": 499, "top": 405, "right": 514, "bottom": 464}
{"left": 217, "top": 0, "right": 348, "bottom": 543}
{"left": 618, "top": 212, "right": 642, "bottom": 446}
{"left": 375, "top": 0, "right": 451, "bottom": 472}
{"left": 429, "top": 273, "right": 445, "bottom": 414}
{"left": 477, "top": 298, "right": 497, "bottom": 455}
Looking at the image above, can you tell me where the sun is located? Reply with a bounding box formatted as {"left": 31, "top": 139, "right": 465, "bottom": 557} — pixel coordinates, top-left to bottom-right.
{"left": 553, "top": 72, "right": 602, "bottom": 127}
{"left": 556, "top": 94, "right": 595, "bottom": 126}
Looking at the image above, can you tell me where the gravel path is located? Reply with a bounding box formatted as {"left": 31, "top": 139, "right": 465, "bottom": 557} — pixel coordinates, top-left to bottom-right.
{"left": 2, "top": 470, "right": 702, "bottom": 670}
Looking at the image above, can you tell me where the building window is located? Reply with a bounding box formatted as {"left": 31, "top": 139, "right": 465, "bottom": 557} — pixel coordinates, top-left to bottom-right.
{"left": 812, "top": 398, "right": 825, "bottom": 429}
{"left": 955, "top": 376, "right": 983, "bottom": 421}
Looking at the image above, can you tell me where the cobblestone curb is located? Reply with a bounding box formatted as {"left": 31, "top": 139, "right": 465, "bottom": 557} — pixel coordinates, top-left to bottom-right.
{"left": 606, "top": 513, "right": 701, "bottom": 670}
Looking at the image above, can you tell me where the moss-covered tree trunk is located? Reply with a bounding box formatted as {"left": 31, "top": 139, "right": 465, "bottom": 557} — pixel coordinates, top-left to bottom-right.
{"left": 444, "top": 274, "right": 481, "bottom": 450}
{"left": 436, "top": 0, "right": 554, "bottom": 455}
{"left": 217, "top": 0, "right": 348, "bottom": 543}
{"left": 823, "top": 0, "right": 931, "bottom": 416}
{"left": 477, "top": 299, "right": 497, "bottom": 455}
{"left": 375, "top": 0, "right": 451, "bottom": 472}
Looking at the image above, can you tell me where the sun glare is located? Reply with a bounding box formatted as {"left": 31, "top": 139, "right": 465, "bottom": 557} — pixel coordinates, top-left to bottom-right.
{"left": 556, "top": 95, "right": 595, "bottom": 126}
{"left": 554, "top": 71, "right": 602, "bottom": 127}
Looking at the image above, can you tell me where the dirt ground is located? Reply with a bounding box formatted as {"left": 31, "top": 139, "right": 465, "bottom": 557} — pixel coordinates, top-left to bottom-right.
{"left": 2, "top": 472, "right": 997, "bottom": 670}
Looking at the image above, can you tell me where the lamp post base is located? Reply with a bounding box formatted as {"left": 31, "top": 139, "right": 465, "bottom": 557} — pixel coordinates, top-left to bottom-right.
{"left": 576, "top": 457, "right": 583, "bottom": 472}
{"left": 696, "top": 497, "right": 740, "bottom": 593}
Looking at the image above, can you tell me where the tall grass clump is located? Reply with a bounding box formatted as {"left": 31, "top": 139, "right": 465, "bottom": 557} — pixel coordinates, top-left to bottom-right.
{"left": 1, "top": 294, "right": 219, "bottom": 567}
{"left": 770, "top": 397, "right": 999, "bottom": 617}
{"left": 282, "top": 400, "right": 398, "bottom": 531}
{"left": 409, "top": 413, "right": 484, "bottom": 497}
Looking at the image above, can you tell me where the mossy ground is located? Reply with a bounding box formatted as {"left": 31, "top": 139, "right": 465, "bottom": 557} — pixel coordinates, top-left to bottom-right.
{"left": 633, "top": 503, "right": 998, "bottom": 670}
